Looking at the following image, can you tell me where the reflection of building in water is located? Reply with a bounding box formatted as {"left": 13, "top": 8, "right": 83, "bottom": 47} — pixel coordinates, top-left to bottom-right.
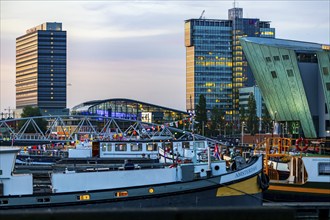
{"left": 71, "top": 98, "right": 189, "bottom": 124}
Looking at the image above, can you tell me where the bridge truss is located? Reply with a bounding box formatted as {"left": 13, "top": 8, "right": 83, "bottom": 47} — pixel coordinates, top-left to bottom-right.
{"left": 0, "top": 115, "right": 217, "bottom": 145}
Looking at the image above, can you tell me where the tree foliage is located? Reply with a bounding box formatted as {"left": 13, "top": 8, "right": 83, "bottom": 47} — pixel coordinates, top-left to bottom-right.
{"left": 246, "top": 93, "right": 258, "bottom": 135}
{"left": 262, "top": 106, "right": 272, "bottom": 133}
{"left": 195, "top": 94, "right": 207, "bottom": 134}
{"left": 210, "top": 106, "right": 224, "bottom": 137}
{"left": 239, "top": 105, "right": 247, "bottom": 124}
{"left": 19, "top": 106, "right": 48, "bottom": 133}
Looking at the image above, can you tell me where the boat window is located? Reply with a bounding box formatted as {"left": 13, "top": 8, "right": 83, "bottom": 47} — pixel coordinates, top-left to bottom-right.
{"left": 183, "top": 142, "right": 190, "bottom": 149}
{"left": 115, "top": 144, "right": 127, "bottom": 151}
{"left": 164, "top": 142, "right": 172, "bottom": 151}
{"left": 147, "top": 143, "right": 158, "bottom": 151}
{"left": 195, "top": 141, "right": 205, "bottom": 148}
{"left": 101, "top": 143, "right": 107, "bottom": 152}
{"left": 107, "top": 143, "right": 112, "bottom": 152}
{"left": 77, "top": 194, "right": 90, "bottom": 201}
{"left": 131, "top": 143, "right": 142, "bottom": 151}
{"left": 115, "top": 191, "right": 128, "bottom": 197}
{"left": 101, "top": 143, "right": 111, "bottom": 151}
{"left": 318, "top": 162, "right": 330, "bottom": 176}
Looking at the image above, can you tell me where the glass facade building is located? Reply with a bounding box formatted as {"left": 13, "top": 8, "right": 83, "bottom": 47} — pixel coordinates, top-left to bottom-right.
{"left": 240, "top": 37, "right": 330, "bottom": 138}
{"left": 239, "top": 86, "right": 263, "bottom": 118}
{"left": 71, "top": 98, "right": 190, "bottom": 124}
{"left": 16, "top": 22, "right": 67, "bottom": 115}
{"left": 185, "top": 7, "right": 275, "bottom": 123}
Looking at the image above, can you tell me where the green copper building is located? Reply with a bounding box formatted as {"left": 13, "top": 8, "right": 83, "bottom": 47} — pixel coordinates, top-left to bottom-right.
{"left": 240, "top": 37, "right": 330, "bottom": 138}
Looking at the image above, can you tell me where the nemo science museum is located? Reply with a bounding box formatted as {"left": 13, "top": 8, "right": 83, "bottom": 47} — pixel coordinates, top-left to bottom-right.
{"left": 240, "top": 37, "right": 330, "bottom": 138}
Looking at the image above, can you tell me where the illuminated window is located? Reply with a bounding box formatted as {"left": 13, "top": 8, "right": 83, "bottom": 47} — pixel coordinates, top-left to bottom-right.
{"left": 115, "top": 191, "right": 128, "bottom": 197}
{"left": 131, "top": 143, "right": 142, "bottom": 151}
{"left": 115, "top": 144, "right": 127, "bottom": 151}
{"left": 147, "top": 143, "right": 157, "bottom": 151}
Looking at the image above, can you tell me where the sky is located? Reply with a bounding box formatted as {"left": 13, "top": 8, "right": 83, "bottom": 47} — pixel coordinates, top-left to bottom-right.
{"left": 1, "top": 0, "right": 329, "bottom": 113}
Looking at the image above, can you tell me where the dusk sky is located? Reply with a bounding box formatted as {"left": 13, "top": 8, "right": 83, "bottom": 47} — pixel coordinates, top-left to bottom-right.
{"left": 1, "top": 0, "right": 329, "bottom": 113}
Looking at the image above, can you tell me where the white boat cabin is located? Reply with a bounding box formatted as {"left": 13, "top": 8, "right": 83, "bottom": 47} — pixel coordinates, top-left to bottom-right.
{"left": 98, "top": 140, "right": 209, "bottom": 159}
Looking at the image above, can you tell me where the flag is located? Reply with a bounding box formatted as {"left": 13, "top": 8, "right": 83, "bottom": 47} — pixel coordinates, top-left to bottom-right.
{"left": 213, "top": 144, "right": 221, "bottom": 160}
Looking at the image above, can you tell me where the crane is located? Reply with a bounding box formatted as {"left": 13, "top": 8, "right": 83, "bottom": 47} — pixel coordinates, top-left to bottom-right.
{"left": 199, "top": 10, "right": 205, "bottom": 19}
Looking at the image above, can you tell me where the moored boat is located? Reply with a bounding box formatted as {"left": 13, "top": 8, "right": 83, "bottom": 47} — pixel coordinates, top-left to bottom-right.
{"left": 0, "top": 146, "right": 267, "bottom": 209}
{"left": 254, "top": 137, "right": 330, "bottom": 202}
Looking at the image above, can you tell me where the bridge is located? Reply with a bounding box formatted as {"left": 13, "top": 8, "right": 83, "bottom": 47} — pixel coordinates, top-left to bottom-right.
{"left": 0, "top": 115, "right": 216, "bottom": 146}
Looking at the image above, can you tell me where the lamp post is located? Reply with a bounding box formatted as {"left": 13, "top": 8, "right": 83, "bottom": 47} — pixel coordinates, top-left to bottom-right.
{"left": 259, "top": 117, "right": 262, "bottom": 143}
{"left": 241, "top": 121, "right": 245, "bottom": 146}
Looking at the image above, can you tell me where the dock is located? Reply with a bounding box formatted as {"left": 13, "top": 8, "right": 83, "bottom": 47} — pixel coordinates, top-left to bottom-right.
{"left": 1, "top": 204, "right": 329, "bottom": 220}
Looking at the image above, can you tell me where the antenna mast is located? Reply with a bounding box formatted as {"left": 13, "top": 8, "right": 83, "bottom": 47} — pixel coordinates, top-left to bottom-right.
{"left": 199, "top": 10, "right": 205, "bottom": 19}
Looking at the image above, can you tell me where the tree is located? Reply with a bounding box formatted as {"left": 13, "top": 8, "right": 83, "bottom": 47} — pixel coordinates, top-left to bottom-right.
{"left": 262, "top": 107, "right": 272, "bottom": 133}
{"left": 246, "top": 93, "right": 258, "bottom": 135}
{"left": 19, "top": 106, "right": 48, "bottom": 133}
{"left": 195, "top": 94, "right": 207, "bottom": 135}
{"left": 239, "top": 105, "right": 247, "bottom": 124}
{"left": 210, "top": 106, "right": 224, "bottom": 137}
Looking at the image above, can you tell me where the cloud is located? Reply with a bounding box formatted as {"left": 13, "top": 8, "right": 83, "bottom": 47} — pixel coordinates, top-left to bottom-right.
{"left": 1, "top": 0, "right": 329, "bottom": 112}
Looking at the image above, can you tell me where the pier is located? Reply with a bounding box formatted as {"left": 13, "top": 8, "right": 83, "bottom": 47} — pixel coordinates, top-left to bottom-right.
{"left": 0, "top": 205, "right": 329, "bottom": 220}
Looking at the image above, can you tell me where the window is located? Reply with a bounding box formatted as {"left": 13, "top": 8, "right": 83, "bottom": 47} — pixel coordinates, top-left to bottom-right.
{"left": 265, "top": 57, "right": 271, "bottom": 62}
{"left": 282, "top": 55, "right": 289, "bottom": 60}
{"left": 271, "top": 71, "right": 277, "bottom": 78}
{"left": 115, "top": 143, "right": 127, "bottom": 151}
{"left": 273, "top": 56, "right": 280, "bottom": 61}
{"left": 147, "top": 143, "right": 158, "bottom": 151}
{"left": 323, "top": 67, "right": 329, "bottom": 75}
{"left": 131, "top": 143, "right": 142, "bottom": 151}
{"left": 287, "top": 69, "right": 294, "bottom": 77}
{"left": 183, "top": 142, "right": 190, "bottom": 149}
{"left": 319, "top": 162, "right": 330, "bottom": 176}
{"left": 327, "top": 83, "right": 330, "bottom": 91}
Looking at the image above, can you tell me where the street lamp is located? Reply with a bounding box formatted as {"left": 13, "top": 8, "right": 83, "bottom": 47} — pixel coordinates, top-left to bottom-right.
{"left": 259, "top": 117, "right": 262, "bottom": 143}
{"left": 241, "top": 121, "right": 245, "bottom": 146}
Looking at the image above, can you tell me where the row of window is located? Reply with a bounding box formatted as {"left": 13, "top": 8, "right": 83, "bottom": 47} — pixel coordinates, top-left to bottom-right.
{"left": 265, "top": 54, "right": 290, "bottom": 63}
{"left": 191, "top": 20, "right": 232, "bottom": 27}
{"left": 101, "top": 143, "right": 158, "bottom": 152}
{"left": 271, "top": 67, "right": 329, "bottom": 79}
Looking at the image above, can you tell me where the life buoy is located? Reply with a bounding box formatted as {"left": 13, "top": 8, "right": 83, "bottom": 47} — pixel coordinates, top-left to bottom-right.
{"left": 295, "top": 138, "right": 308, "bottom": 152}
{"left": 257, "top": 173, "right": 270, "bottom": 191}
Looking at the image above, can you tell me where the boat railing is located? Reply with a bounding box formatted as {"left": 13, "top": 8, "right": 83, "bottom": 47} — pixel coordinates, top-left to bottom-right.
{"left": 254, "top": 137, "right": 329, "bottom": 180}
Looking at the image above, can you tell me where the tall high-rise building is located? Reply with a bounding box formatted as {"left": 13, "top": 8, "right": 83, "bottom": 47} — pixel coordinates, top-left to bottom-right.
{"left": 185, "top": 7, "right": 275, "bottom": 124}
{"left": 16, "top": 22, "right": 67, "bottom": 115}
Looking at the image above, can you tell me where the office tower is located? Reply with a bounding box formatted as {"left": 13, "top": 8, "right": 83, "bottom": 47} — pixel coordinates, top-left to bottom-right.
{"left": 240, "top": 37, "right": 330, "bottom": 138}
{"left": 16, "top": 22, "right": 67, "bottom": 115}
{"left": 185, "top": 7, "right": 275, "bottom": 125}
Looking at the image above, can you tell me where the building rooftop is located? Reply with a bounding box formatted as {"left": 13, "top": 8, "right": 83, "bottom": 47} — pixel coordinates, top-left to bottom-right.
{"left": 241, "top": 37, "right": 327, "bottom": 52}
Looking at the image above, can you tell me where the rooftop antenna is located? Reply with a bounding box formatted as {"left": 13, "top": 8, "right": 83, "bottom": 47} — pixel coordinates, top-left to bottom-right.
{"left": 199, "top": 10, "right": 205, "bottom": 19}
